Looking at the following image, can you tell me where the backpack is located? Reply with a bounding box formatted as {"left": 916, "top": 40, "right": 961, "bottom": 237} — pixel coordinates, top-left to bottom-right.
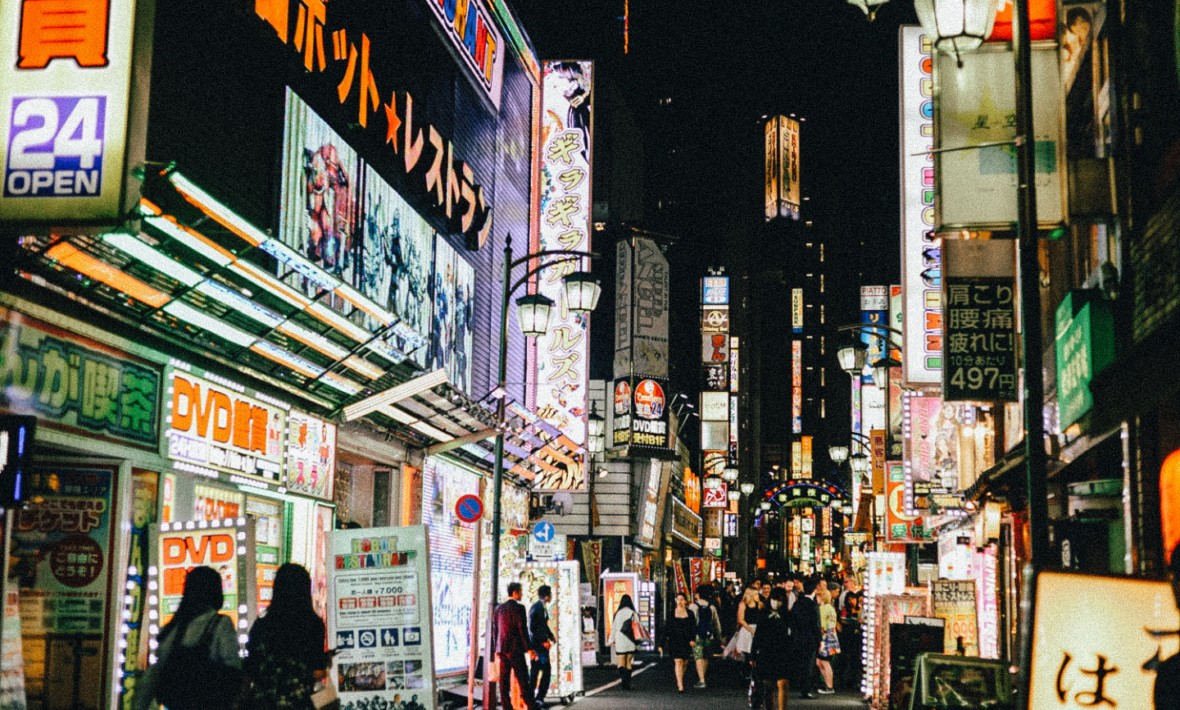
{"left": 157, "top": 614, "right": 241, "bottom": 710}
{"left": 695, "top": 604, "right": 714, "bottom": 639}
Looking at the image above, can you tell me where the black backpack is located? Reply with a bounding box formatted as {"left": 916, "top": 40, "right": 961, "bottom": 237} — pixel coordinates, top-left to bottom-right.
{"left": 157, "top": 614, "right": 242, "bottom": 710}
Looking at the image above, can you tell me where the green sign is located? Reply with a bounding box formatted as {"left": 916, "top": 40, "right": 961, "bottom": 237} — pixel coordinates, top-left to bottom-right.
{"left": 1055, "top": 292, "right": 1114, "bottom": 430}
{"left": 0, "top": 309, "right": 161, "bottom": 448}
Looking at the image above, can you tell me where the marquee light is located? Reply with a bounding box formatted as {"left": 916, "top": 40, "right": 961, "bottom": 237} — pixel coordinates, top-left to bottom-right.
{"left": 47, "top": 243, "right": 170, "bottom": 308}
{"left": 163, "top": 301, "right": 256, "bottom": 347}
{"left": 103, "top": 230, "right": 204, "bottom": 287}
{"left": 142, "top": 213, "right": 234, "bottom": 267}
{"left": 342, "top": 369, "right": 449, "bottom": 421}
{"left": 168, "top": 171, "right": 271, "bottom": 247}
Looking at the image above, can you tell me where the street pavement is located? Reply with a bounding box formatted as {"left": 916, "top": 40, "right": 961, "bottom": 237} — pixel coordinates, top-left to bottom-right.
{"left": 565, "top": 655, "right": 865, "bottom": 710}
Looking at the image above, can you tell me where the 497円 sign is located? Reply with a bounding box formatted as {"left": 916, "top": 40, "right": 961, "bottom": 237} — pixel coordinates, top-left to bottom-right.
{"left": 942, "top": 277, "right": 1017, "bottom": 402}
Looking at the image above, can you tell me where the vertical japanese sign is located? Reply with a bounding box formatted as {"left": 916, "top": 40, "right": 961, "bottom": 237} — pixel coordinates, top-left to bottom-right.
{"left": 118, "top": 469, "right": 158, "bottom": 710}
{"left": 885, "top": 462, "right": 930, "bottom": 543}
{"left": 284, "top": 411, "right": 336, "bottom": 500}
{"left": 899, "top": 27, "right": 941, "bottom": 386}
{"left": 0, "top": 309, "right": 160, "bottom": 449}
{"left": 729, "top": 337, "right": 740, "bottom": 392}
{"left": 792, "top": 340, "right": 803, "bottom": 433}
{"left": 801, "top": 436, "right": 812, "bottom": 478}
{"left": 942, "top": 276, "right": 1018, "bottom": 402}
{"left": 613, "top": 239, "right": 633, "bottom": 379}
{"left": 764, "top": 119, "right": 778, "bottom": 220}
{"left": 629, "top": 237, "right": 669, "bottom": 377}
{"left": 782, "top": 116, "right": 801, "bottom": 217}
{"left": 0, "top": 0, "right": 139, "bottom": 220}
{"left": 421, "top": 457, "right": 478, "bottom": 674}
{"left": 536, "top": 60, "right": 593, "bottom": 448}
{"left": 1029, "top": 573, "right": 1180, "bottom": 710}
{"left": 931, "top": 580, "right": 978, "bottom": 655}
{"left": 792, "top": 288, "right": 804, "bottom": 332}
{"left": 328, "top": 526, "right": 436, "bottom": 710}
{"left": 729, "top": 395, "right": 739, "bottom": 463}
{"left": 860, "top": 286, "right": 889, "bottom": 373}
{"left": 418, "top": 0, "right": 506, "bottom": 111}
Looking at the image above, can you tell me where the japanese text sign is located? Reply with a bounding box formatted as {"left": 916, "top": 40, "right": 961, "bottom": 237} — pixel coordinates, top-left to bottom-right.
{"left": 535, "top": 60, "right": 593, "bottom": 450}
{"left": 1055, "top": 292, "right": 1114, "bottom": 430}
{"left": 284, "top": 410, "right": 336, "bottom": 500}
{"left": 419, "top": 0, "right": 505, "bottom": 111}
{"left": 701, "top": 276, "right": 728, "bottom": 305}
{"left": 0, "top": 309, "right": 161, "bottom": 450}
{"left": 932, "top": 580, "right": 977, "bottom": 655}
{"left": 166, "top": 365, "right": 287, "bottom": 485}
{"left": 942, "top": 278, "right": 1017, "bottom": 401}
{"left": 152, "top": 517, "right": 255, "bottom": 631}
{"left": 886, "top": 462, "right": 930, "bottom": 543}
{"left": 0, "top": 0, "right": 139, "bottom": 220}
{"left": 1029, "top": 571, "right": 1180, "bottom": 710}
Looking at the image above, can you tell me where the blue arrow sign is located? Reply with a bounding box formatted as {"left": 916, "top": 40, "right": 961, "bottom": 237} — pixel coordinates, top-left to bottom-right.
{"left": 533, "top": 520, "right": 555, "bottom": 543}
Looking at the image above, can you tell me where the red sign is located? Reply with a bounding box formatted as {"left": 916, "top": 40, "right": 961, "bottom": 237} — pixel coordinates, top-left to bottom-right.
{"left": 987, "top": 0, "right": 1056, "bottom": 42}
{"left": 634, "top": 379, "right": 665, "bottom": 419}
{"left": 614, "top": 379, "right": 631, "bottom": 415}
{"left": 703, "top": 482, "right": 729, "bottom": 509}
{"left": 454, "top": 494, "right": 484, "bottom": 523}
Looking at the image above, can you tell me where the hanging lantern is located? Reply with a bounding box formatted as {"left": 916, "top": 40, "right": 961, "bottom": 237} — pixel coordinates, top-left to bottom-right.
{"left": 846, "top": 0, "right": 890, "bottom": 21}
{"left": 722, "top": 466, "right": 739, "bottom": 483}
{"left": 837, "top": 344, "right": 867, "bottom": 376}
{"left": 728, "top": 490, "right": 741, "bottom": 502}
{"left": 913, "top": 0, "right": 1002, "bottom": 63}
{"left": 740, "top": 482, "right": 755, "bottom": 495}
{"left": 829, "top": 445, "right": 850, "bottom": 464}
{"left": 515, "top": 293, "right": 554, "bottom": 338}
{"left": 563, "top": 272, "right": 603, "bottom": 315}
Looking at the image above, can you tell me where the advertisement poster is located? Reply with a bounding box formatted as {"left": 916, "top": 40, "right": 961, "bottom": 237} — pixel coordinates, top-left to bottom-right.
{"left": 166, "top": 364, "right": 287, "bottom": 486}
{"left": 601, "top": 573, "right": 637, "bottom": 641}
{"left": 328, "top": 526, "right": 436, "bottom": 710}
{"left": 313, "top": 504, "right": 335, "bottom": 621}
{"left": 535, "top": 60, "right": 594, "bottom": 448}
{"left": 942, "top": 276, "right": 1018, "bottom": 402}
{"left": 1028, "top": 572, "right": 1180, "bottom": 710}
{"left": 285, "top": 411, "right": 337, "bottom": 501}
{"left": 429, "top": 238, "right": 475, "bottom": 394}
{"left": 974, "top": 546, "right": 1000, "bottom": 659}
{"left": 885, "top": 462, "right": 931, "bottom": 543}
{"left": 513, "top": 562, "right": 583, "bottom": 697}
{"left": 12, "top": 466, "right": 117, "bottom": 638}
{"left": 421, "top": 457, "right": 479, "bottom": 674}
{"left": 904, "top": 397, "right": 962, "bottom": 493}
{"left": 581, "top": 541, "right": 602, "bottom": 584}
{"left": 153, "top": 518, "right": 256, "bottom": 631}
{"left": 1, "top": 588, "right": 26, "bottom": 710}
{"left": 932, "top": 580, "right": 978, "bottom": 656}
{"left": 118, "top": 470, "right": 159, "bottom": 710}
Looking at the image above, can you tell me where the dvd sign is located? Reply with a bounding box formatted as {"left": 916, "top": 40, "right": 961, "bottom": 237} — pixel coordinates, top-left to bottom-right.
{"left": 613, "top": 377, "right": 671, "bottom": 450}
{"left": 612, "top": 378, "right": 632, "bottom": 447}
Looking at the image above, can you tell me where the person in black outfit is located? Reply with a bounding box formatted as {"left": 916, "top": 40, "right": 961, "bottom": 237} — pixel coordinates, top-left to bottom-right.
{"left": 242, "top": 564, "right": 331, "bottom": 710}
{"left": 659, "top": 593, "right": 698, "bottom": 692}
{"left": 750, "top": 587, "right": 793, "bottom": 710}
{"left": 790, "top": 577, "right": 822, "bottom": 700}
{"left": 529, "top": 585, "right": 554, "bottom": 705}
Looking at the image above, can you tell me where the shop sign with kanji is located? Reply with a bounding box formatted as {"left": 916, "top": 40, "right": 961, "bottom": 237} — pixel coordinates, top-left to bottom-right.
{"left": 0, "top": 307, "right": 161, "bottom": 450}
{"left": 942, "top": 276, "right": 1018, "bottom": 402}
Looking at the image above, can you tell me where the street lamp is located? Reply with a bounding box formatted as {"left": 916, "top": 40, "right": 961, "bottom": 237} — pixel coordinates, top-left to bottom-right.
{"left": 913, "top": 0, "right": 1001, "bottom": 62}
{"left": 486, "top": 235, "right": 599, "bottom": 705}
{"left": 722, "top": 465, "right": 739, "bottom": 484}
{"left": 760, "top": 500, "right": 772, "bottom": 512}
{"left": 588, "top": 403, "right": 605, "bottom": 441}
{"left": 829, "top": 445, "right": 849, "bottom": 465}
{"left": 837, "top": 344, "right": 867, "bottom": 376}
{"left": 846, "top": 0, "right": 889, "bottom": 21}
{"left": 728, "top": 490, "right": 741, "bottom": 502}
{"left": 849, "top": 452, "right": 870, "bottom": 479}
{"left": 740, "top": 482, "right": 755, "bottom": 496}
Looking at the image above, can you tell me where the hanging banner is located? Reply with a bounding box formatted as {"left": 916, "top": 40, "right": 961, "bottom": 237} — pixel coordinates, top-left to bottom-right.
{"left": 581, "top": 540, "right": 602, "bottom": 584}
{"left": 673, "top": 561, "right": 689, "bottom": 596}
{"left": 328, "top": 526, "right": 436, "bottom": 710}
{"left": 934, "top": 44, "right": 1065, "bottom": 229}
{"left": 689, "top": 558, "right": 705, "bottom": 595}
{"left": 284, "top": 411, "right": 337, "bottom": 501}
{"left": 932, "top": 580, "right": 978, "bottom": 656}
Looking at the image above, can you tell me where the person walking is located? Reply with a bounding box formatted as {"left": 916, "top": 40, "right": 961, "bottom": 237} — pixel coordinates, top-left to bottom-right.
{"left": 837, "top": 573, "right": 864, "bottom": 690}
{"left": 689, "top": 585, "right": 723, "bottom": 689}
{"left": 134, "top": 566, "right": 242, "bottom": 710}
{"left": 749, "top": 587, "right": 793, "bottom": 710}
{"left": 607, "top": 594, "right": 639, "bottom": 689}
{"left": 659, "top": 593, "right": 697, "bottom": 693}
{"left": 815, "top": 587, "right": 840, "bottom": 694}
{"left": 737, "top": 586, "right": 767, "bottom": 708}
{"left": 240, "top": 564, "right": 331, "bottom": 710}
{"left": 528, "top": 585, "right": 554, "bottom": 705}
{"left": 789, "top": 578, "right": 822, "bottom": 700}
{"left": 493, "top": 582, "right": 539, "bottom": 710}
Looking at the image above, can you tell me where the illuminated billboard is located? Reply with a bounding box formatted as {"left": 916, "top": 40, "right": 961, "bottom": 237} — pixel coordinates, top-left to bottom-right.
{"left": 899, "top": 27, "right": 942, "bottom": 386}
{"left": 764, "top": 116, "right": 800, "bottom": 221}
{"left": 535, "top": 60, "right": 594, "bottom": 446}
{"left": 423, "top": 456, "right": 480, "bottom": 674}
{"left": 430, "top": 238, "right": 475, "bottom": 393}
{"left": 0, "top": 0, "right": 139, "bottom": 220}
{"left": 420, "top": 0, "right": 506, "bottom": 111}
{"left": 614, "top": 236, "right": 669, "bottom": 378}
{"left": 792, "top": 288, "right": 804, "bottom": 332}
{"left": 792, "top": 340, "right": 803, "bottom": 433}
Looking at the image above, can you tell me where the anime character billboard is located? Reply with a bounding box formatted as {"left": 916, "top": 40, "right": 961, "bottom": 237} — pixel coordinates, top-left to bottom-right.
{"left": 429, "top": 238, "right": 474, "bottom": 393}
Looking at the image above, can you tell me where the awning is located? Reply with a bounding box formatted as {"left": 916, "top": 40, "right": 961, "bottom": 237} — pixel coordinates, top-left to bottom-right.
{"left": 964, "top": 447, "right": 1026, "bottom": 502}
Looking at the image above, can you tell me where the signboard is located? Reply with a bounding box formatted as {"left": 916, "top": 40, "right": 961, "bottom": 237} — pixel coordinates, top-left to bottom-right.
{"left": 153, "top": 517, "right": 256, "bottom": 631}
{"left": 702, "top": 363, "right": 729, "bottom": 392}
{"left": 702, "top": 306, "right": 730, "bottom": 334}
{"left": 764, "top": 119, "right": 778, "bottom": 220}
{"left": 729, "top": 341, "right": 740, "bottom": 392}
{"left": 885, "top": 462, "right": 931, "bottom": 543}
{"left": 931, "top": 580, "right": 978, "bottom": 656}
{"left": 942, "top": 239, "right": 1018, "bottom": 402}
{"left": 536, "top": 60, "right": 594, "bottom": 447}
{"left": 671, "top": 498, "right": 702, "bottom": 547}
{"left": 899, "top": 27, "right": 942, "bottom": 386}
{"left": 792, "top": 340, "right": 803, "bottom": 433}
{"left": 934, "top": 44, "right": 1065, "bottom": 229}
{"left": 510, "top": 562, "right": 583, "bottom": 695}
{"left": 0, "top": 0, "right": 139, "bottom": 221}
{"left": 628, "top": 377, "right": 671, "bottom": 450}
{"left": 861, "top": 286, "right": 889, "bottom": 376}
{"left": 903, "top": 396, "right": 961, "bottom": 494}
{"left": 328, "top": 526, "right": 436, "bottom": 710}
{"left": 421, "top": 457, "right": 478, "bottom": 674}
{"left": 637, "top": 459, "right": 664, "bottom": 548}
{"left": 611, "top": 378, "right": 632, "bottom": 447}
{"left": 454, "top": 495, "right": 484, "bottom": 524}
{"left": 684, "top": 468, "right": 701, "bottom": 514}
{"left": 703, "top": 333, "right": 729, "bottom": 364}
{"left": 729, "top": 395, "right": 739, "bottom": 463}
{"left": 166, "top": 364, "right": 287, "bottom": 486}
{"left": 703, "top": 481, "right": 729, "bottom": 509}
{"left": 419, "top": 0, "right": 506, "bottom": 111}
{"left": 701, "top": 277, "right": 729, "bottom": 305}
{"left": 792, "top": 288, "right": 804, "bottom": 332}
{"left": 1028, "top": 572, "right": 1180, "bottom": 710}
{"left": 701, "top": 391, "right": 728, "bottom": 421}
{"left": 764, "top": 116, "right": 800, "bottom": 220}
{"left": 284, "top": 411, "right": 336, "bottom": 500}
{"left": 723, "top": 512, "right": 738, "bottom": 538}
{"left": 631, "top": 237, "right": 668, "bottom": 377}
{"left": 792, "top": 440, "right": 802, "bottom": 476}
{"left": 871, "top": 430, "right": 887, "bottom": 494}
{"left": 801, "top": 436, "right": 813, "bottom": 478}
{"left": 0, "top": 309, "right": 161, "bottom": 450}
{"left": 1055, "top": 292, "right": 1114, "bottom": 429}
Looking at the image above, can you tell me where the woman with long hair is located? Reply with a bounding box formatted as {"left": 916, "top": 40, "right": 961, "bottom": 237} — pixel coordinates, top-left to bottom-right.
{"left": 816, "top": 587, "right": 841, "bottom": 694}
{"left": 241, "top": 564, "right": 331, "bottom": 710}
{"left": 608, "top": 594, "right": 639, "bottom": 689}
{"left": 659, "top": 593, "right": 697, "bottom": 693}
{"left": 134, "top": 566, "right": 242, "bottom": 710}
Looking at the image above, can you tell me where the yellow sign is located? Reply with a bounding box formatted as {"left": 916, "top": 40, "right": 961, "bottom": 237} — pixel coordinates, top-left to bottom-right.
{"left": 1029, "top": 571, "right": 1180, "bottom": 709}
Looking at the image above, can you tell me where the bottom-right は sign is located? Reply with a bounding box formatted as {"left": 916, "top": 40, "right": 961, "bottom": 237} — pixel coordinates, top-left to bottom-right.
{"left": 1029, "top": 571, "right": 1180, "bottom": 709}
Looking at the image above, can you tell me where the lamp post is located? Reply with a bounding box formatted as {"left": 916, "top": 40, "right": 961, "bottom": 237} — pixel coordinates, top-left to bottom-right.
{"left": 846, "top": 0, "right": 890, "bottom": 21}
{"left": 485, "top": 235, "right": 600, "bottom": 710}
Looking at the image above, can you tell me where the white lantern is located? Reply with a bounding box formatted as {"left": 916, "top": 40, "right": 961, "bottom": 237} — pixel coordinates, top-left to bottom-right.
{"left": 873, "top": 356, "right": 903, "bottom": 390}
{"left": 850, "top": 453, "right": 871, "bottom": 476}
{"left": 846, "top": 0, "right": 890, "bottom": 21}
{"left": 829, "top": 445, "right": 850, "bottom": 464}
{"left": 837, "top": 345, "right": 867, "bottom": 376}
{"left": 728, "top": 490, "right": 741, "bottom": 502}
{"left": 740, "top": 482, "right": 755, "bottom": 495}
{"left": 563, "top": 273, "right": 602, "bottom": 315}
{"left": 722, "top": 466, "right": 739, "bottom": 483}
{"left": 913, "top": 0, "right": 1002, "bottom": 61}
{"left": 587, "top": 404, "right": 605, "bottom": 440}
{"left": 515, "top": 293, "right": 554, "bottom": 338}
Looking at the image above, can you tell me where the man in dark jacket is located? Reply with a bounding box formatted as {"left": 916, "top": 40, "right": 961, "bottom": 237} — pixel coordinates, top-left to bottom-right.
{"left": 790, "top": 577, "right": 822, "bottom": 700}
{"left": 528, "top": 585, "right": 554, "bottom": 704}
{"left": 492, "top": 582, "right": 538, "bottom": 710}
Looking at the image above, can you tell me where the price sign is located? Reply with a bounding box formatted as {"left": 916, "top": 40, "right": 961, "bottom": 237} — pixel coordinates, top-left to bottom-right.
{"left": 943, "top": 277, "right": 1018, "bottom": 402}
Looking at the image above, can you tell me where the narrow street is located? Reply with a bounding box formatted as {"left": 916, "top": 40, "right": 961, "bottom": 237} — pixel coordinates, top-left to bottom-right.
{"left": 570, "top": 657, "right": 864, "bottom": 710}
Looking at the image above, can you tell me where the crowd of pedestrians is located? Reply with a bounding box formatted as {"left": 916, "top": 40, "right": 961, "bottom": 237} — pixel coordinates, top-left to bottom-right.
{"left": 648, "top": 572, "right": 864, "bottom": 706}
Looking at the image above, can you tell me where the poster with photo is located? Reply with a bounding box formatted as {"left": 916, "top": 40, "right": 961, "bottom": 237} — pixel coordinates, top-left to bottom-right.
{"left": 280, "top": 89, "right": 360, "bottom": 298}
{"left": 328, "top": 526, "right": 435, "bottom": 710}
{"left": 421, "top": 457, "right": 479, "bottom": 674}
{"left": 360, "top": 167, "right": 434, "bottom": 365}
{"left": 285, "top": 411, "right": 337, "bottom": 501}
{"left": 428, "top": 239, "right": 474, "bottom": 393}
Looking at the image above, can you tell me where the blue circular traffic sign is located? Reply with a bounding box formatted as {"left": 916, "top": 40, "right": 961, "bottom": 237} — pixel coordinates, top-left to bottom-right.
{"left": 533, "top": 520, "right": 555, "bottom": 543}
{"left": 455, "top": 494, "right": 484, "bottom": 523}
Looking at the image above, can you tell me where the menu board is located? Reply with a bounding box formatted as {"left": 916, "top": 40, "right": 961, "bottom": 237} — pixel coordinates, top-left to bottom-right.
{"left": 932, "top": 580, "right": 979, "bottom": 656}
{"left": 421, "top": 457, "right": 479, "bottom": 674}
{"left": 328, "top": 526, "right": 436, "bottom": 710}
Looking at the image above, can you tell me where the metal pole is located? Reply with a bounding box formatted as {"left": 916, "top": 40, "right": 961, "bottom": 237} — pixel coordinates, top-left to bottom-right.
{"left": 484, "top": 236, "right": 513, "bottom": 710}
{"left": 1014, "top": 0, "right": 1048, "bottom": 706}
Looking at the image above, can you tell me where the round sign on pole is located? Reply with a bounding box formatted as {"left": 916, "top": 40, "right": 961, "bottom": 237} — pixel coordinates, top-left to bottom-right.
{"left": 533, "top": 520, "right": 556, "bottom": 543}
{"left": 455, "top": 494, "right": 484, "bottom": 523}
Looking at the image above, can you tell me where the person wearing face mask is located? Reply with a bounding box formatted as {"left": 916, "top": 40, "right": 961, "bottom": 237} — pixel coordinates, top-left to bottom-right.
{"left": 750, "top": 587, "right": 793, "bottom": 710}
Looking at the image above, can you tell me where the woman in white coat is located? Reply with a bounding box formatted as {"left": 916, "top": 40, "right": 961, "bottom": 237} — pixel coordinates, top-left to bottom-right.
{"left": 608, "top": 594, "right": 640, "bottom": 689}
